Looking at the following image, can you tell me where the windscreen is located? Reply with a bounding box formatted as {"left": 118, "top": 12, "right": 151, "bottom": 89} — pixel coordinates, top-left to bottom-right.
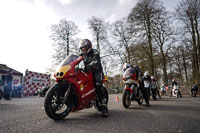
{"left": 123, "top": 68, "right": 135, "bottom": 79}
{"left": 60, "top": 54, "right": 79, "bottom": 66}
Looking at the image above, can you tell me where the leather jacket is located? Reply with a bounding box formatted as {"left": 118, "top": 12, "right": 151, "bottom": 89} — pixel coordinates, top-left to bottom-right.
{"left": 81, "top": 49, "right": 103, "bottom": 72}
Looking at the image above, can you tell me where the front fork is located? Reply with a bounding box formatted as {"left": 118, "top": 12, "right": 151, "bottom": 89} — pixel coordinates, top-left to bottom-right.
{"left": 63, "top": 85, "right": 71, "bottom": 104}
{"left": 124, "top": 84, "right": 137, "bottom": 100}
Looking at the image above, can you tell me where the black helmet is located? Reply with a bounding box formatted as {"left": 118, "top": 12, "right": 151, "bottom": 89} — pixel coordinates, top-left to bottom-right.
{"left": 79, "top": 39, "right": 92, "bottom": 55}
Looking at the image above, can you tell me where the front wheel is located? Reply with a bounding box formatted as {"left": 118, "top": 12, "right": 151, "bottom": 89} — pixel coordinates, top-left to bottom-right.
{"left": 44, "top": 84, "right": 72, "bottom": 120}
{"left": 192, "top": 90, "right": 197, "bottom": 97}
{"left": 122, "top": 89, "right": 131, "bottom": 108}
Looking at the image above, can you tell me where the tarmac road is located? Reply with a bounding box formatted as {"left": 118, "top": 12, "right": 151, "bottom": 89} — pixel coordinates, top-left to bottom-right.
{"left": 0, "top": 95, "right": 200, "bottom": 133}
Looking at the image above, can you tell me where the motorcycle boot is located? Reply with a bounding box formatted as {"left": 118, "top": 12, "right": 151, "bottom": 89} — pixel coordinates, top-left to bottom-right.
{"left": 146, "top": 102, "right": 151, "bottom": 107}
{"left": 142, "top": 88, "right": 151, "bottom": 107}
{"left": 101, "top": 99, "right": 109, "bottom": 117}
{"left": 95, "top": 82, "right": 109, "bottom": 117}
{"left": 144, "top": 96, "right": 151, "bottom": 107}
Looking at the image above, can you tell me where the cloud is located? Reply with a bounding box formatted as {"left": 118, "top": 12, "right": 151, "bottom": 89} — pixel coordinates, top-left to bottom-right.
{"left": 119, "top": 0, "right": 132, "bottom": 5}
{"left": 58, "top": 0, "right": 72, "bottom": 5}
{"left": 0, "top": 0, "right": 59, "bottom": 73}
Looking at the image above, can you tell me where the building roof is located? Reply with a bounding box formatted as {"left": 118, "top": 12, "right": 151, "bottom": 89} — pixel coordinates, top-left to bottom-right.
{"left": 0, "top": 64, "right": 23, "bottom": 76}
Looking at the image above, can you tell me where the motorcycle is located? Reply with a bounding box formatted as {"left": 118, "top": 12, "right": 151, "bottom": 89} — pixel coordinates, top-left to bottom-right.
{"left": 191, "top": 89, "right": 197, "bottom": 97}
{"left": 38, "top": 86, "right": 49, "bottom": 97}
{"left": 160, "top": 84, "right": 167, "bottom": 96}
{"left": 122, "top": 68, "right": 143, "bottom": 108}
{"left": 44, "top": 54, "right": 108, "bottom": 120}
{"left": 190, "top": 85, "right": 198, "bottom": 97}
{"left": 172, "top": 85, "right": 181, "bottom": 98}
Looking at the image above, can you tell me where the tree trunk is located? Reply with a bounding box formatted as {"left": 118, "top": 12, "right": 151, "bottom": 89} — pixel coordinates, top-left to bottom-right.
{"left": 161, "top": 48, "right": 168, "bottom": 85}
{"left": 194, "top": 16, "right": 200, "bottom": 64}
{"left": 190, "top": 18, "right": 199, "bottom": 84}
{"left": 125, "top": 46, "right": 131, "bottom": 64}
{"left": 67, "top": 34, "right": 69, "bottom": 55}
{"left": 96, "top": 32, "right": 100, "bottom": 53}
{"left": 147, "top": 15, "right": 154, "bottom": 76}
{"left": 177, "top": 50, "right": 183, "bottom": 85}
{"left": 181, "top": 48, "right": 188, "bottom": 82}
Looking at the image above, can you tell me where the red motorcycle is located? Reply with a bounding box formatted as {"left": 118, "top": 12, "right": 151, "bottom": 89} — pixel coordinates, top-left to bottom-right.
{"left": 122, "top": 68, "right": 143, "bottom": 108}
{"left": 44, "top": 54, "right": 108, "bottom": 120}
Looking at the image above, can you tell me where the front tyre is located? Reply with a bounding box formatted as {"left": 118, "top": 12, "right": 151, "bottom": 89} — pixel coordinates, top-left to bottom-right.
{"left": 192, "top": 90, "right": 196, "bottom": 97}
{"left": 122, "top": 89, "right": 131, "bottom": 108}
{"left": 44, "top": 84, "right": 72, "bottom": 120}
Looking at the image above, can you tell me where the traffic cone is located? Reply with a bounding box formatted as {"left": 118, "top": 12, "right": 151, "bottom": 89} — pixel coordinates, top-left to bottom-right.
{"left": 116, "top": 95, "right": 119, "bottom": 102}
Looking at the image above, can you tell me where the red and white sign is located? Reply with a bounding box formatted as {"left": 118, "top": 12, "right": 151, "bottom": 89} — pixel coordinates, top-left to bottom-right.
{"left": 23, "top": 70, "right": 51, "bottom": 96}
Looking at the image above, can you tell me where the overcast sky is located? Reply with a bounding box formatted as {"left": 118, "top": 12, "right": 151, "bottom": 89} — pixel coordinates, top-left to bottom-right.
{"left": 0, "top": 0, "right": 182, "bottom": 75}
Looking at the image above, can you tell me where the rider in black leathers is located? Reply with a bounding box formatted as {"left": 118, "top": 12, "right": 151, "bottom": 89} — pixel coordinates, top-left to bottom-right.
{"left": 191, "top": 84, "right": 198, "bottom": 96}
{"left": 142, "top": 71, "right": 151, "bottom": 107}
{"left": 79, "top": 39, "right": 108, "bottom": 117}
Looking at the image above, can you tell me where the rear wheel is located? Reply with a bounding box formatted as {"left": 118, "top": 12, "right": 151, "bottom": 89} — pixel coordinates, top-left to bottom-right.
{"left": 122, "top": 89, "right": 131, "bottom": 108}
{"left": 44, "top": 84, "right": 72, "bottom": 120}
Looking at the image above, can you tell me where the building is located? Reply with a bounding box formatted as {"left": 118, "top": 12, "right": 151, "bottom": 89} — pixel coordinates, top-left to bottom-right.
{"left": 0, "top": 64, "right": 23, "bottom": 86}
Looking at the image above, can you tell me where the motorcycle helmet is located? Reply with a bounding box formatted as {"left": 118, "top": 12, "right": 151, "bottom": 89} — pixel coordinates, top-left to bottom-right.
{"left": 144, "top": 71, "right": 149, "bottom": 77}
{"left": 123, "top": 63, "right": 131, "bottom": 71}
{"left": 151, "top": 76, "right": 156, "bottom": 81}
{"left": 79, "top": 39, "right": 92, "bottom": 55}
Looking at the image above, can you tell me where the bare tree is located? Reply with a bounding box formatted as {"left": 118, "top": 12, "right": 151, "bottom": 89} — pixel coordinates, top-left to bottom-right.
{"left": 110, "top": 18, "right": 135, "bottom": 64}
{"left": 50, "top": 18, "right": 79, "bottom": 65}
{"left": 151, "top": 7, "right": 175, "bottom": 85}
{"left": 88, "top": 16, "right": 108, "bottom": 54}
{"left": 175, "top": 0, "right": 200, "bottom": 84}
{"left": 128, "top": 0, "right": 164, "bottom": 75}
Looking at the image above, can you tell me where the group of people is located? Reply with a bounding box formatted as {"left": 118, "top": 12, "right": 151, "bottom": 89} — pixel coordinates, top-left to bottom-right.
{"left": 122, "top": 63, "right": 159, "bottom": 107}
{"left": 78, "top": 39, "right": 163, "bottom": 116}
{"left": 78, "top": 39, "right": 200, "bottom": 117}
{"left": 78, "top": 39, "right": 182, "bottom": 116}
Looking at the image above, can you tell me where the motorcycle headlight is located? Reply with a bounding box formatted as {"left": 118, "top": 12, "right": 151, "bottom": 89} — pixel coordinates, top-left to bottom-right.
{"left": 55, "top": 65, "right": 71, "bottom": 79}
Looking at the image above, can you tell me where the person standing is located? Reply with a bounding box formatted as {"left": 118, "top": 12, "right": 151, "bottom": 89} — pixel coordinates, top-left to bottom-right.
{"left": 4, "top": 70, "right": 13, "bottom": 100}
